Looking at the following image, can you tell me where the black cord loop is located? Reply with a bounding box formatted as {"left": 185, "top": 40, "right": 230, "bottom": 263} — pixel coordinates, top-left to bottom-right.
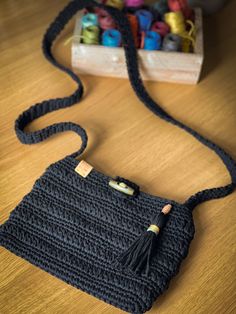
{"left": 14, "top": 0, "right": 236, "bottom": 210}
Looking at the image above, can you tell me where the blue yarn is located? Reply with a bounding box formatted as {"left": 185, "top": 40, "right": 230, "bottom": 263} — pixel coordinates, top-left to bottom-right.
{"left": 135, "top": 9, "right": 153, "bottom": 32}
{"left": 102, "top": 29, "right": 122, "bottom": 47}
{"left": 82, "top": 13, "right": 98, "bottom": 28}
{"left": 144, "top": 31, "right": 161, "bottom": 50}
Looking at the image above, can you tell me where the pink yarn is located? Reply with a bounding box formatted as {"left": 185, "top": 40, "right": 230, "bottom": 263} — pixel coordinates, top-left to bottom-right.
{"left": 151, "top": 21, "right": 170, "bottom": 37}
{"left": 99, "top": 13, "right": 116, "bottom": 30}
{"left": 125, "top": 0, "right": 144, "bottom": 8}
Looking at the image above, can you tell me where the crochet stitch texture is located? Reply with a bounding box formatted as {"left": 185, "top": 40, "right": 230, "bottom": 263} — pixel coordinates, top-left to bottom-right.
{"left": 0, "top": 156, "right": 195, "bottom": 313}
{"left": 0, "top": 1, "right": 235, "bottom": 313}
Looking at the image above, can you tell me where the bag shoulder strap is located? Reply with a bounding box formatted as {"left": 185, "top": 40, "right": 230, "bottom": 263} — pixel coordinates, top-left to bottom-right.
{"left": 15, "top": 0, "right": 236, "bottom": 210}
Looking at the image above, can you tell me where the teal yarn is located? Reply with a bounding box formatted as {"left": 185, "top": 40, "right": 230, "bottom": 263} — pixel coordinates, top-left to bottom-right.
{"left": 82, "top": 13, "right": 98, "bottom": 28}
{"left": 144, "top": 31, "right": 161, "bottom": 50}
{"left": 102, "top": 29, "right": 122, "bottom": 47}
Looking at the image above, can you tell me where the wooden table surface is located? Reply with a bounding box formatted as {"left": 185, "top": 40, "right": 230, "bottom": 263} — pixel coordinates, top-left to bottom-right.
{"left": 0, "top": 1, "right": 236, "bottom": 313}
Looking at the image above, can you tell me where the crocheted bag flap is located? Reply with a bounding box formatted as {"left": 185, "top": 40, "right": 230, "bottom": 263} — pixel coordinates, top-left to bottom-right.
{"left": 0, "top": 156, "right": 195, "bottom": 314}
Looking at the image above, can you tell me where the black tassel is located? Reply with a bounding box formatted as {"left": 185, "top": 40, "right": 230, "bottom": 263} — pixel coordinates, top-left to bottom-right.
{"left": 116, "top": 204, "right": 172, "bottom": 275}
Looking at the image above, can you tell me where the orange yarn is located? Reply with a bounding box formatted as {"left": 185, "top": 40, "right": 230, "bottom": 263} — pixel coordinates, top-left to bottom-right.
{"left": 127, "top": 14, "right": 139, "bottom": 48}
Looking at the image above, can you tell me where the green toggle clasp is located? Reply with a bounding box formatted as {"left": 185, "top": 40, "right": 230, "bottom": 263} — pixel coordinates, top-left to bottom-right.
{"left": 109, "top": 179, "right": 135, "bottom": 196}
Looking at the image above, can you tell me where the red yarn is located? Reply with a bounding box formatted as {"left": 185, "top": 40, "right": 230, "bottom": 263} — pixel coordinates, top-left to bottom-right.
{"left": 168, "top": 0, "right": 193, "bottom": 19}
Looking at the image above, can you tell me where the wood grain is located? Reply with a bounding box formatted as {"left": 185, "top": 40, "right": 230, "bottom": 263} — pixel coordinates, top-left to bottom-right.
{"left": 0, "top": 1, "right": 236, "bottom": 313}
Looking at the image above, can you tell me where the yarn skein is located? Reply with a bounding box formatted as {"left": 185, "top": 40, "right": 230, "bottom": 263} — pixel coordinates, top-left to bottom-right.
{"left": 135, "top": 9, "right": 153, "bottom": 32}
{"left": 125, "top": 0, "right": 144, "bottom": 8}
{"left": 165, "top": 12, "right": 196, "bottom": 51}
{"left": 102, "top": 29, "right": 122, "bottom": 47}
{"left": 127, "top": 14, "right": 139, "bottom": 47}
{"left": 143, "top": 31, "right": 161, "bottom": 50}
{"left": 99, "top": 12, "right": 116, "bottom": 30}
{"left": 168, "top": 0, "right": 193, "bottom": 19}
{"left": 162, "top": 33, "right": 182, "bottom": 51}
{"left": 164, "top": 11, "right": 186, "bottom": 34}
{"left": 82, "top": 13, "right": 99, "bottom": 28}
{"left": 182, "top": 19, "right": 195, "bottom": 52}
{"left": 106, "top": 0, "right": 124, "bottom": 10}
{"left": 82, "top": 25, "right": 100, "bottom": 44}
{"left": 151, "top": 21, "right": 170, "bottom": 37}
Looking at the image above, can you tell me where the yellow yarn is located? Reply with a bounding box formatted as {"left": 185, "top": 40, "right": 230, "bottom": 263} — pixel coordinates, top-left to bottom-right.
{"left": 182, "top": 20, "right": 196, "bottom": 52}
{"left": 164, "top": 11, "right": 196, "bottom": 52}
{"left": 82, "top": 25, "right": 100, "bottom": 45}
{"left": 106, "top": 0, "right": 124, "bottom": 10}
{"left": 165, "top": 11, "right": 186, "bottom": 35}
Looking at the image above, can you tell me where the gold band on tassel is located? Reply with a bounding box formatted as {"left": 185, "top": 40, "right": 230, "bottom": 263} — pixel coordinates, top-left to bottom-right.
{"left": 147, "top": 225, "right": 160, "bottom": 235}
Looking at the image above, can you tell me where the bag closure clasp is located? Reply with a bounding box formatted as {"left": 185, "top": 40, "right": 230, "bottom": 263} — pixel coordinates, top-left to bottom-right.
{"left": 108, "top": 179, "right": 135, "bottom": 196}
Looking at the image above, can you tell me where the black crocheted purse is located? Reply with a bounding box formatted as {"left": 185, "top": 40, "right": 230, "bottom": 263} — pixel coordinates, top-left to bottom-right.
{"left": 1, "top": 1, "right": 235, "bottom": 313}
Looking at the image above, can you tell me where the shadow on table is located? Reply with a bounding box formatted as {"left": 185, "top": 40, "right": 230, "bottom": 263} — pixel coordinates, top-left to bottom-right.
{"left": 200, "top": 0, "right": 233, "bottom": 81}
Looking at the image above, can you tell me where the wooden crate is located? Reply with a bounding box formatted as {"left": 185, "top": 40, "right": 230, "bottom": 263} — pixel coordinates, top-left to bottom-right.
{"left": 72, "top": 8, "right": 203, "bottom": 84}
